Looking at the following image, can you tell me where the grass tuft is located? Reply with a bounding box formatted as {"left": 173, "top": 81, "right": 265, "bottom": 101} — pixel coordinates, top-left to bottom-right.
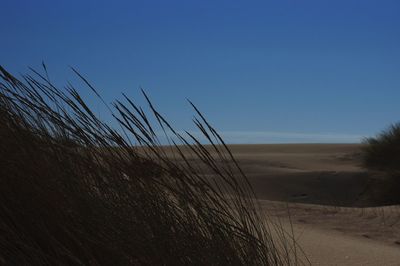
{"left": 362, "top": 123, "right": 400, "bottom": 172}
{"left": 0, "top": 66, "right": 297, "bottom": 265}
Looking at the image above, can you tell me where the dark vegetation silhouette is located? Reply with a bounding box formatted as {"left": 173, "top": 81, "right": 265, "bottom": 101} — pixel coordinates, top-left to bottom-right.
{"left": 0, "top": 66, "right": 297, "bottom": 265}
{"left": 362, "top": 123, "right": 400, "bottom": 205}
{"left": 362, "top": 123, "right": 400, "bottom": 172}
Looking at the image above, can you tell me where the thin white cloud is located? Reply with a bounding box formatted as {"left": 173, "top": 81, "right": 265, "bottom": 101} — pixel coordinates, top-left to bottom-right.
{"left": 217, "top": 131, "right": 365, "bottom": 144}
{"left": 164, "top": 131, "right": 366, "bottom": 144}
{"left": 152, "top": 130, "right": 366, "bottom": 144}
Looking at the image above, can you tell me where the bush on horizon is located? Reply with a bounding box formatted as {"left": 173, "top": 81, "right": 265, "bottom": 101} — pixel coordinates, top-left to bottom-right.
{"left": 362, "top": 123, "right": 400, "bottom": 172}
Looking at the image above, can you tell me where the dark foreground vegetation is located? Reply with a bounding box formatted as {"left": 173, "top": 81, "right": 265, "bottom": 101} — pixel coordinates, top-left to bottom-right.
{"left": 0, "top": 66, "right": 295, "bottom": 265}
{"left": 362, "top": 123, "right": 400, "bottom": 172}
{"left": 362, "top": 123, "right": 400, "bottom": 205}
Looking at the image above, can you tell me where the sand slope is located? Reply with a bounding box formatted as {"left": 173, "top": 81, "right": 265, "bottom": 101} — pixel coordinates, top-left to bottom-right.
{"left": 229, "top": 144, "right": 369, "bottom": 206}
{"left": 171, "top": 143, "right": 400, "bottom": 264}
{"left": 291, "top": 222, "right": 400, "bottom": 265}
{"left": 227, "top": 144, "right": 400, "bottom": 265}
{"left": 227, "top": 144, "right": 398, "bottom": 207}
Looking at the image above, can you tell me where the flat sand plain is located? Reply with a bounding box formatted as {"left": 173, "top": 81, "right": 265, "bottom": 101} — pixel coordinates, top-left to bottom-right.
{"left": 228, "top": 144, "right": 400, "bottom": 265}
{"left": 162, "top": 143, "right": 400, "bottom": 264}
{"left": 228, "top": 144, "right": 368, "bottom": 206}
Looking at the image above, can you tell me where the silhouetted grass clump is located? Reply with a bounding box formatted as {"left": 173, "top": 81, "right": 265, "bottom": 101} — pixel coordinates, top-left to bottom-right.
{"left": 362, "top": 123, "right": 400, "bottom": 172}
{"left": 0, "top": 66, "right": 296, "bottom": 265}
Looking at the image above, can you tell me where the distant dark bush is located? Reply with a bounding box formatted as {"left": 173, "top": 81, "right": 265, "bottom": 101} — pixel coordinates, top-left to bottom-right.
{"left": 362, "top": 123, "right": 400, "bottom": 172}
{"left": 0, "top": 66, "right": 296, "bottom": 265}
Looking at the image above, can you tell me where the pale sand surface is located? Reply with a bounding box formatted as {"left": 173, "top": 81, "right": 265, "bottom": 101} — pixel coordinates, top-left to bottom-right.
{"left": 166, "top": 143, "right": 400, "bottom": 264}
{"left": 229, "top": 144, "right": 368, "bottom": 206}
{"left": 264, "top": 201, "right": 400, "bottom": 265}
{"left": 230, "top": 144, "right": 400, "bottom": 265}
{"left": 290, "top": 222, "right": 400, "bottom": 265}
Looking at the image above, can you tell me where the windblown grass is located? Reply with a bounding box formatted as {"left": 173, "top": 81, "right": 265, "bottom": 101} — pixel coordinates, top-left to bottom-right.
{"left": 362, "top": 123, "right": 400, "bottom": 205}
{"left": 362, "top": 123, "right": 400, "bottom": 172}
{"left": 0, "top": 66, "right": 297, "bottom": 265}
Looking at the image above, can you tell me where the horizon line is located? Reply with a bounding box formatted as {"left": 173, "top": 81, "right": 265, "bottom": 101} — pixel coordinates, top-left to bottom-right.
{"left": 152, "top": 130, "right": 367, "bottom": 145}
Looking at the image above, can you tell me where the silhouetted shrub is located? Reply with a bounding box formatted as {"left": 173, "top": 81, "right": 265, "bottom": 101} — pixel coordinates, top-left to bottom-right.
{"left": 362, "top": 123, "right": 400, "bottom": 172}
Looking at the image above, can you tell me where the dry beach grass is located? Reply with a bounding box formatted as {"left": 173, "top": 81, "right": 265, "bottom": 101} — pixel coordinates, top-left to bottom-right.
{"left": 2, "top": 65, "right": 399, "bottom": 265}
{"left": 0, "top": 66, "right": 298, "bottom": 265}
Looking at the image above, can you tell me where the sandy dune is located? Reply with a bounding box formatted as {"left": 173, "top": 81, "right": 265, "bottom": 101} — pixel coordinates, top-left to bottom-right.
{"left": 226, "top": 143, "right": 399, "bottom": 207}
{"left": 228, "top": 144, "right": 400, "bottom": 265}
{"left": 263, "top": 201, "right": 400, "bottom": 265}
{"left": 291, "top": 222, "right": 400, "bottom": 265}
{"left": 167, "top": 143, "right": 400, "bottom": 264}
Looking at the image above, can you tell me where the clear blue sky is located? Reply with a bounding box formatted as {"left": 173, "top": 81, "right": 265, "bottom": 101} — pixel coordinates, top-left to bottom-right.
{"left": 2, "top": 0, "right": 400, "bottom": 143}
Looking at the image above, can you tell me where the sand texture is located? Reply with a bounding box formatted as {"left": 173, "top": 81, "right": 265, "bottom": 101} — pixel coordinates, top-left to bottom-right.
{"left": 230, "top": 144, "right": 400, "bottom": 265}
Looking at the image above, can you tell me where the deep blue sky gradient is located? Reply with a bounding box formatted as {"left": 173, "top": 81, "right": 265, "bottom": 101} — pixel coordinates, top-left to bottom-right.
{"left": 2, "top": 0, "right": 400, "bottom": 143}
